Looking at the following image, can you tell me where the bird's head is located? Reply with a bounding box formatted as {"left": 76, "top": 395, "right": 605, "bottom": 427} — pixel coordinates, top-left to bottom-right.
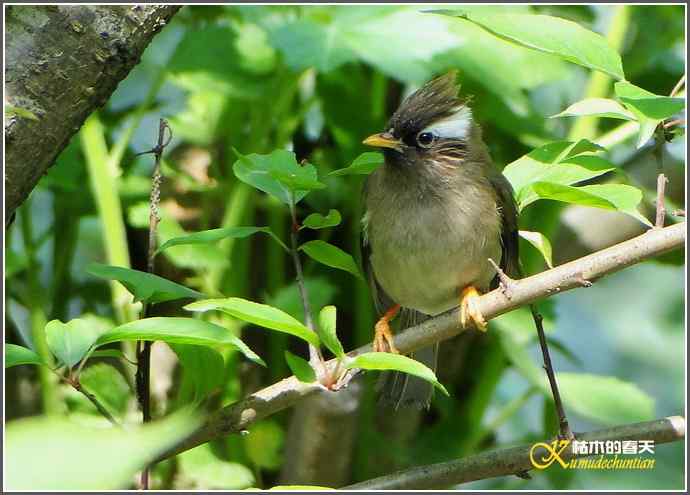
{"left": 363, "top": 71, "right": 480, "bottom": 175}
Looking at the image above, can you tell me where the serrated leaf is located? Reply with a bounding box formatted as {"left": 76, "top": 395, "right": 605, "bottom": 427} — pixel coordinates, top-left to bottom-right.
{"left": 7, "top": 411, "right": 200, "bottom": 490}
{"left": 45, "top": 318, "right": 111, "bottom": 368}
{"left": 233, "top": 149, "right": 324, "bottom": 205}
{"left": 185, "top": 298, "right": 320, "bottom": 348}
{"left": 531, "top": 182, "right": 651, "bottom": 226}
{"left": 317, "top": 305, "right": 345, "bottom": 359}
{"left": 439, "top": 11, "right": 624, "bottom": 79}
{"left": 96, "top": 317, "right": 265, "bottom": 367}
{"left": 329, "top": 152, "right": 384, "bottom": 176}
{"left": 284, "top": 350, "right": 317, "bottom": 383}
{"left": 345, "top": 352, "right": 449, "bottom": 396}
{"left": 551, "top": 98, "right": 635, "bottom": 121}
{"left": 5, "top": 344, "right": 46, "bottom": 368}
{"left": 156, "top": 226, "right": 287, "bottom": 255}
{"left": 87, "top": 264, "right": 203, "bottom": 304}
{"left": 519, "top": 230, "right": 554, "bottom": 268}
{"left": 299, "top": 240, "right": 363, "bottom": 281}
{"left": 301, "top": 210, "right": 342, "bottom": 230}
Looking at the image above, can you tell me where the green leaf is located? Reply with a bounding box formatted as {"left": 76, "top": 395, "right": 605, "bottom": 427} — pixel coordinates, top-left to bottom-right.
{"left": 170, "top": 344, "right": 225, "bottom": 405}
{"left": 185, "top": 297, "right": 320, "bottom": 348}
{"left": 268, "top": 486, "right": 334, "bottom": 491}
{"left": 156, "top": 226, "right": 287, "bottom": 255}
{"left": 345, "top": 352, "right": 449, "bottom": 396}
{"left": 233, "top": 149, "right": 325, "bottom": 206}
{"left": 96, "top": 317, "right": 265, "bottom": 367}
{"left": 87, "top": 263, "right": 203, "bottom": 304}
{"left": 531, "top": 182, "right": 651, "bottom": 226}
{"left": 299, "top": 240, "right": 364, "bottom": 281}
{"left": 615, "top": 81, "right": 685, "bottom": 147}
{"left": 45, "top": 318, "right": 111, "bottom": 368}
{"left": 89, "top": 349, "right": 131, "bottom": 362}
{"left": 329, "top": 152, "right": 384, "bottom": 176}
{"left": 5, "top": 344, "right": 46, "bottom": 368}
{"left": 267, "top": 277, "right": 338, "bottom": 324}
{"left": 317, "top": 305, "right": 345, "bottom": 359}
{"left": 178, "top": 443, "right": 255, "bottom": 490}
{"left": 245, "top": 420, "right": 285, "bottom": 471}
{"left": 79, "top": 363, "right": 130, "bottom": 417}
{"left": 558, "top": 373, "right": 655, "bottom": 425}
{"left": 502, "top": 140, "right": 616, "bottom": 210}
{"left": 284, "top": 350, "right": 317, "bottom": 383}
{"left": 519, "top": 230, "right": 554, "bottom": 269}
{"left": 301, "top": 210, "right": 342, "bottom": 230}
{"left": 551, "top": 98, "right": 635, "bottom": 121}
{"left": 439, "top": 11, "right": 624, "bottom": 79}
{"left": 6, "top": 411, "right": 200, "bottom": 490}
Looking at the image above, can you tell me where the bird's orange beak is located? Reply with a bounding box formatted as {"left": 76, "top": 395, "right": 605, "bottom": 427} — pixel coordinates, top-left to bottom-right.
{"left": 363, "top": 132, "right": 402, "bottom": 151}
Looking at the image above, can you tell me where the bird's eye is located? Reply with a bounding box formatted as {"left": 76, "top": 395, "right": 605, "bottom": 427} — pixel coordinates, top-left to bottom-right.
{"left": 416, "top": 132, "right": 435, "bottom": 148}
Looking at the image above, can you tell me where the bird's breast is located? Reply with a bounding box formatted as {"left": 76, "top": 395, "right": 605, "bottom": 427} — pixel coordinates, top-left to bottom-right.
{"left": 366, "top": 180, "right": 502, "bottom": 315}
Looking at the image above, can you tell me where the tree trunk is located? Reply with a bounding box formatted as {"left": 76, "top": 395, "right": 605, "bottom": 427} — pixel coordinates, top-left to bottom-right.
{"left": 4, "top": 5, "right": 181, "bottom": 223}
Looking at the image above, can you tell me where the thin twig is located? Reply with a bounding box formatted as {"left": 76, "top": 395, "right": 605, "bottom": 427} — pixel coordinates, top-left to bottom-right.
{"left": 530, "top": 304, "right": 572, "bottom": 440}
{"left": 134, "top": 118, "right": 171, "bottom": 490}
{"left": 287, "top": 196, "right": 326, "bottom": 379}
{"left": 670, "top": 75, "right": 685, "bottom": 97}
{"left": 72, "top": 380, "right": 120, "bottom": 427}
{"left": 154, "top": 222, "right": 685, "bottom": 462}
{"left": 343, "top": 416, "right": 685, "bottom": 490}
{"left": 653, "top": 125, "right": 668, "bottom": 229}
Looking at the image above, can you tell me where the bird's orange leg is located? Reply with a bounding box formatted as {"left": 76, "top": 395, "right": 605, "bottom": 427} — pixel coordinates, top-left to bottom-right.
{"left": 459, "top": 286, "right": 487, "bottom": 331}
{"left": 373, "top": 304, "right": 401, "bottom": 354}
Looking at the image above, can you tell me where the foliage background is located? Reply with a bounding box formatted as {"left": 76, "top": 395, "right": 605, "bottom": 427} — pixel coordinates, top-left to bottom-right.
{"left": 5, "top": 4, "right": 685, "bottom": 490}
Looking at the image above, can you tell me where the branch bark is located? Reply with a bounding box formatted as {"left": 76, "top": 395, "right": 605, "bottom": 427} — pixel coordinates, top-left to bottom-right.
{"left": 344, "top": 416, "right": 686, "bottom": 490}
{"left": 156, "top": 222, "right": 685, "bottom": 462}
{"left": 4, "top": 5, "right": 180, "bottom": 223}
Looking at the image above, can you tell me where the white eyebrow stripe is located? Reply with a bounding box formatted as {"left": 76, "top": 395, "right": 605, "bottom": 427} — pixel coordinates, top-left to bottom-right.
{"left": 422, "top": 106, "right": 472, "bottom": 139}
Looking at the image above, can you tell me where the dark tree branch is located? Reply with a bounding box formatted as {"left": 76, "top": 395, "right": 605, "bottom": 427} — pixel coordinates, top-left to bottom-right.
{"left": 154, "top": 222, "right": 684, "bottom": 462}
{"left": 4, "top": 5, "right": 180, "bottom": 224}
{"left": 344, "top": 416, "right": 685, "bottom": 489}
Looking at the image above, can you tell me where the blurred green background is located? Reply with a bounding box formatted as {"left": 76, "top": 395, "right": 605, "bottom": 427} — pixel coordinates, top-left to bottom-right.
{"left": 5, "top": 4, "right": 685, "bottom": 490}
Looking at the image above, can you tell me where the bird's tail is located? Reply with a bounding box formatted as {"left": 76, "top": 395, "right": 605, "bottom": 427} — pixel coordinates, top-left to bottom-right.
{"left": 377, "top": 309, "right": 438, "bottom": 410}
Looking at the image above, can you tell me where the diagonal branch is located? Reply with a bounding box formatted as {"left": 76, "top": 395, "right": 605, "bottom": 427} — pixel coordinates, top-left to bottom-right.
{"left": 156, "top": 222, "right": 685, "bottom": 462}
{"left": 344, "top": 416, "right": 686, "bottom": 490}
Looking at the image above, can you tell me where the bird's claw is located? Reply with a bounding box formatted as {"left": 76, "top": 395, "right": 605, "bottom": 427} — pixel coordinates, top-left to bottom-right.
{"left": 460, "top": 286, "right": 487, "bottom": 332}
{"left": 373, "top": 319, "right": 399, "bottom": 354}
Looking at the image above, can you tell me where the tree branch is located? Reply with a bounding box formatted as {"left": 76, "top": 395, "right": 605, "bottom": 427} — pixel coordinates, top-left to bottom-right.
{"left": 344, "top": 416, "right": 686, "bottom": 490}
{"left": 155, "top": 222, "right": 685, "bottom": 462}
{"left": 5, "top": 5, "right": 180, "bottom": 223}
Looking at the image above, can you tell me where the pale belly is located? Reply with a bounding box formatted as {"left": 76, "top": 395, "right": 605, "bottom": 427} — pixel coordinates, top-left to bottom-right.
{"left": 368, "top": 208, "right": 502, "bottom": 316}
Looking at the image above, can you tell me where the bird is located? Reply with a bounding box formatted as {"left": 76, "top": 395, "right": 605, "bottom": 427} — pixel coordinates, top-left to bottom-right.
{"left": 360, "top": 71, "right": 522, "bottom": 409}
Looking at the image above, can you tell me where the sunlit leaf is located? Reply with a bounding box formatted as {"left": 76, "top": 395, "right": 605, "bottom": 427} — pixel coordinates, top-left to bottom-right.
{"left": 317, "top": 305, "right": 345, "bottom": 359}
{"left": 284, "top": 350, "right": 317, "bottom": 383}
{"left": 345, "top": 352, "right": 449, "bottom": 396}
{"left": 45, "top": 318, "right": 111, "bottom": 368}
{"left": 96, "top": 317, "right": 265, "bottom": 367}
{"left": 329, "top": 152, "right": 383, "bottom": 176}
{"left": 301, "top": 210, "right": 342, "bottom": 230}
{"left": 299, "top": 240, "right": 364, "bottom": 280}
{"left": 6, "top": 411, "right": 200, "bottom": 490}
{"left": 87, "top": 264, "right": 203, "bottom": 304}
{"left": 233, "top": 149, "right": 325, "bottom": 205}
{"left": 551, "top": 98, "right": 635, "bottom": 121}
{"left": 157, "top": 226, "right": 287, "bottom": 254}
{"left": 438, "top": 11, "right": 625, "bottom": 79}
{"left": 178, "top": 443, "right": 255, "bottom": 490}
{"left": 185, "top": 298, "right": 320, "bottom": 348}
{"left": 519, "top": 230, "right": 554, "bottom": 268}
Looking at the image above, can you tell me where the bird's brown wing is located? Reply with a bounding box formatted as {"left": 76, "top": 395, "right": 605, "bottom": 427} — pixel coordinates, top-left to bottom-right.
{"left": 490, "top": 171, "right": 521, "bottom": 280}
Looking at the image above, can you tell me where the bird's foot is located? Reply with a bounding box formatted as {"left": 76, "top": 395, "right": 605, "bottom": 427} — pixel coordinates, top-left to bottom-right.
{"left": 460, "top": 286, "right": 487, "bottom": 332}
{"left": 373, "top": 304, "right": 400, "bottom": 353}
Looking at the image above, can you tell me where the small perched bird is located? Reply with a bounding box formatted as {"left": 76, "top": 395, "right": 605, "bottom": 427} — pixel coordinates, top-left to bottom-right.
{"left": 361, "top": 71, "right": 521, "bottom": 408}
